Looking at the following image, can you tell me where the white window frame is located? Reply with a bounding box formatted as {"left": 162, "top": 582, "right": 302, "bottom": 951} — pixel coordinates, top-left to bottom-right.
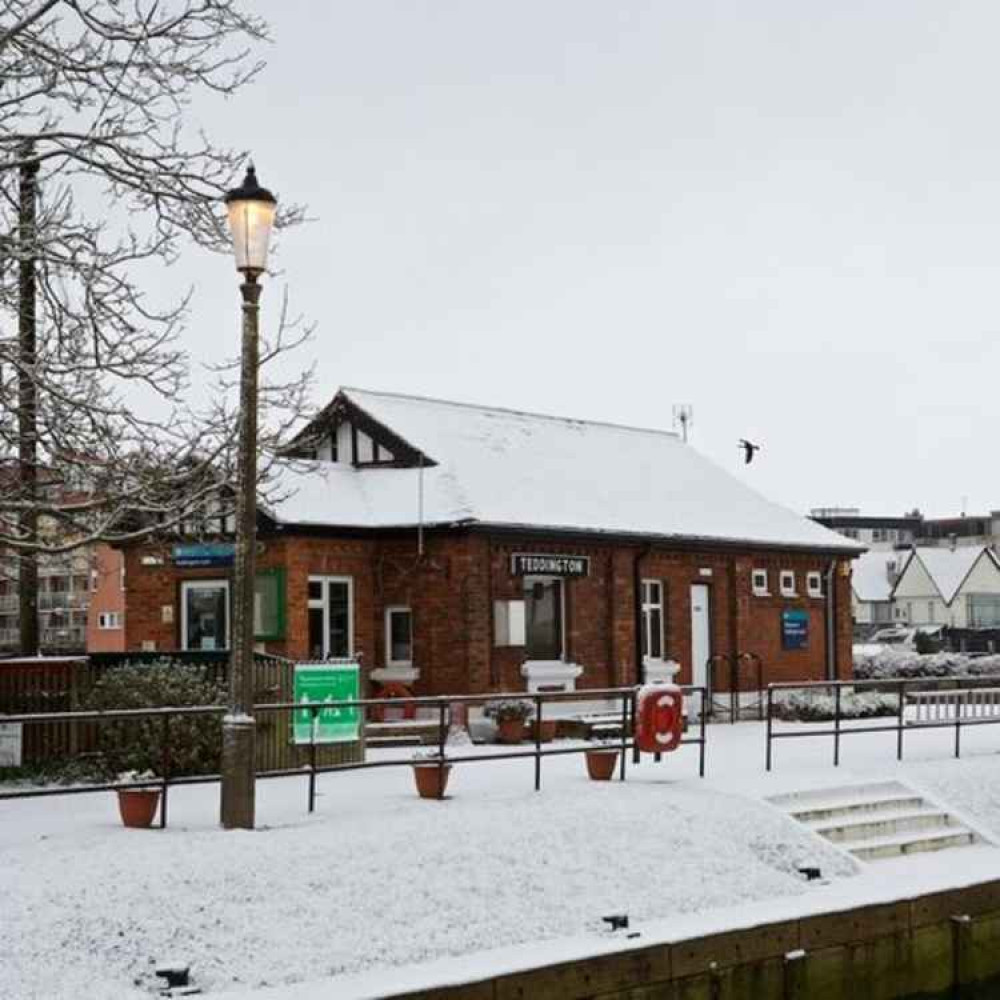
{"left": 308, "top": 575, "right": 354, "bottom": 659}
{"left": 806, "top": 571, "right": 823, "bottom": 598}
{"left": 98, "top": 611, "right": 121, "bottom": 630}
{"left": 641, "top": 579, "right": 665, "bottom": 662}
{"left": 385, "top": 605, "right": 413, "bottom": 667}
{"left": 751, "top": 568, "right": 769, "bottom": 596}
{"left": 780, "top": 570, "right": 796, "bottom": 597}
{"left": 180, "top": 579, "right": 230, "bottom": 651}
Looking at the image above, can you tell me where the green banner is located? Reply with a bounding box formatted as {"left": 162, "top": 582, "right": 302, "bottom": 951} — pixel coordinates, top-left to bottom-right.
{"left": 292, "top": 662, "right": 361, "bottom": 744}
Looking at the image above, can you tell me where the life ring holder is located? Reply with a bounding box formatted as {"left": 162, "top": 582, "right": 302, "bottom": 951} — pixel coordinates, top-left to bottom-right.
{"left": 370, "top": 681, "right": 417, "bottom": 723}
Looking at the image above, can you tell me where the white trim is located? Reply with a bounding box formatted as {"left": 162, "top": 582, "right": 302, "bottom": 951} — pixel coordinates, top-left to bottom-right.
{"left": 751, "top": 568, "right": 769, "bottom": 596}
{"left": 384, "top": 605, "right": 413, "bottom": 668}
{"left": 806, "top": 571, "right": 823, "bottom": 598}
{"left": 641, "top": 578, "right": 665, "bottom": 663}
{"left": 779, "top": 570, "right": 796, "bottom": 597}
{"left": 520, "top": 659, "right": 582, "bottom": 693}
{"left": 307, "top": 575, "right": 354, "bottom": 659}
{"left": 180, "top": 579, "right": 230, "bottom": 651}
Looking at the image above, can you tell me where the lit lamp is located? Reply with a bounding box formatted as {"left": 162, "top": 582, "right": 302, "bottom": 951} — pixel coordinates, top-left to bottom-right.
{"left": 219, "top": 164, "right": 277, "bottom": 831}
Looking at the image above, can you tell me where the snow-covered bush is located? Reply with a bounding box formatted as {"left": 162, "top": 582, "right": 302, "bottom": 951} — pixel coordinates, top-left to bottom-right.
{"left": 483, "top": 698, "right": 534, "bottom": 723}
{"left": 84, "top": 660, "right": 225, "bottom": 779}
{"left": 853, "top": 647, "right": 1000, "bottom": 681}
{"left": 772, "top": 689, "right": 899, "bottom": 722}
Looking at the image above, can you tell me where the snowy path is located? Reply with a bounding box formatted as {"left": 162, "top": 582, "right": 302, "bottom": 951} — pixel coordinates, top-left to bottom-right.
{"left": 4, "top": 722, "right": 1000, "bottom": 998}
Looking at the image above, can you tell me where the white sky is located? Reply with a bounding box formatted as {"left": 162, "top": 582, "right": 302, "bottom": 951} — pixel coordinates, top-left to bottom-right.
{"left": 173, "top": 1, "right": 1000, "bottom": 520}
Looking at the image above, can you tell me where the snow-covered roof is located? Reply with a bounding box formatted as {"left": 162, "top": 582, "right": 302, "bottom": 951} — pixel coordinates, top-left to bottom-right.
{"left": 851, "top": 550, "right": 901, "bottom": 603}
{"left": 270, "top": 388, "right": 863, "bottom": 553}
{"left": 896, "top": 546, "right": 997, "bottom": 603}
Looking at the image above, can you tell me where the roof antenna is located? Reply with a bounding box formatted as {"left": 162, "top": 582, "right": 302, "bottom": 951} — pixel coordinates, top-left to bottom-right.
{"left": 417, "top": 454, "right": 425, "bottom": 557}
{"left": 672, "top": 404, "right": 693, "bottom": 443}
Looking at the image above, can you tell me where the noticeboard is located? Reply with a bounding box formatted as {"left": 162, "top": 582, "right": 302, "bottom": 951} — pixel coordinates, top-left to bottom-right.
{"left": 0, "top": 722, "right": 23, "bottom": 767}
{"left": 781, "top": 609, "right": 810, "bottom": 650}
{"left": 292, "top": 661, "right": 361, "bottom": 744}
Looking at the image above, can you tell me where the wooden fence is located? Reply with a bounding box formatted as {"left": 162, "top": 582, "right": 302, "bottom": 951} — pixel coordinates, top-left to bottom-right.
{"left": 0, "top": 655, "right": 363, "bottom": 772}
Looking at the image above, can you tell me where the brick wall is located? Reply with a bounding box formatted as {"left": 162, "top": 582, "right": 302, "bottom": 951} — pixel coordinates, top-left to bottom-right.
{"left": 122, "top": 530, "right": 854, "bottom": 695}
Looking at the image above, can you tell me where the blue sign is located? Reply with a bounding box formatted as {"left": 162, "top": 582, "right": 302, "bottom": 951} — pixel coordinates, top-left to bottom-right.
{"left": 782, "top": 609, "right": 809, "bottom": 650}
{"left": 172, "top": 543, "right": 235, "bottom": 567}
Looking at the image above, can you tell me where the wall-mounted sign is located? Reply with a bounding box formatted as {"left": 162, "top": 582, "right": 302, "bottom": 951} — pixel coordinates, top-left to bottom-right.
{"left": 511, "top": 553, "right": 590, "bottom": 577}
{"left": 172, "top": 543, "right": 235, "bottom": 567}
{"left": 782, "top": 609, "right": 810, "bottom": 650}
{"left": 292, "top": 661, "right": 361, "bottom": 744}
{"left": 0, "top": 722, "right": 23, "bottom": 767}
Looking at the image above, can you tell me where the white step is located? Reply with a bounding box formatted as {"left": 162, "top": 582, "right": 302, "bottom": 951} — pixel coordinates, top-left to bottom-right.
{"left": 768, "top": 780, "right": 910, "bottom": 809}
{"left": 789, "top": 794, "right": 926, "bottom": 824}
{"left": 848, "top": 827, "right": 978, "bottom": 862}
{"left": 813, "top": 809, "right": 954, "bottom": 844}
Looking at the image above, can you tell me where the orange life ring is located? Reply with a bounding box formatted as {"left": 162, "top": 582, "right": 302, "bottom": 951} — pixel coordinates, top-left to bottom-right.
{"left": 371, "top": 681, "right": 416, "bottom": 722}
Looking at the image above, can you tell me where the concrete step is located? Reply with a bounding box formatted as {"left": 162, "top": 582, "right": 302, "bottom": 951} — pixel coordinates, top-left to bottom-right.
{"left": 848, "top": 827, "right": 978, "bottom": 862}
{"left": 769, "top": 780, "right": 910, "bottom": 810}
{"left": 814, "top": 809, "right": 955, "bottom": 844}
{"left": 790, "top": 794, "right": 926, "bottom": 825}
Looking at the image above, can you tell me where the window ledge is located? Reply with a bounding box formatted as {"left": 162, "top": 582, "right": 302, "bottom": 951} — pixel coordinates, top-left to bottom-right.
{"left": 371, "top": 666, "right": 420, "bottom": 685}
{"left": 752, "top": 590, "right": 771, "bottom": 597}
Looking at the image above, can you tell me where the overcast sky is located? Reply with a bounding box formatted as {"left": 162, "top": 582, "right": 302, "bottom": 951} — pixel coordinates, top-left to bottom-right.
{"left": 176, "top": 1, "right": 1000, "bottom": 520}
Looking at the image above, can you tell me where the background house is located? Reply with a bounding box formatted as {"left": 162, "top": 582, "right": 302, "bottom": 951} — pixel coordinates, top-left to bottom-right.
{"left": 891, "top": 546, "right": 1000, "bottom": 628}
{"left": 850, "top": 550, "right": 901, "bottom": 636}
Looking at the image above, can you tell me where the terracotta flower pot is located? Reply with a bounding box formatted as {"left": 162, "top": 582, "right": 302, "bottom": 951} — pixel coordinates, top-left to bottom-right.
{"left": 116, "top": 787, "right": 161, "bottom": 828}
{"left": 530, "top": 719, "right": 557, "bottom": 743}
{"left": 412, "top": 763, "right": 452, "bottom": 799}
{"left": 585, "top": 749, "right": 619, "bottom": 781}
{"left": 496, "top": 718, "right": 526, "bottom": 744}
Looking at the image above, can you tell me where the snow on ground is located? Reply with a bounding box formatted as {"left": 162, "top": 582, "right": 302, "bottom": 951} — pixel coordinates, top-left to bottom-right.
{"left": 5, "top": 721, "right": 1000, "bottom": 999}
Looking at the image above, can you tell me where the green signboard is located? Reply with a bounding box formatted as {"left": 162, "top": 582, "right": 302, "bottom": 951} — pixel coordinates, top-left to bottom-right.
{"left": 292, "top": 661, "right": 361, "bottom": 744}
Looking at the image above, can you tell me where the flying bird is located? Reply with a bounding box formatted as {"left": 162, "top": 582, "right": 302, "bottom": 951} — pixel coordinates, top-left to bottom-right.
{"left": 739, "top": 439, "right": 761, "bottom": 465}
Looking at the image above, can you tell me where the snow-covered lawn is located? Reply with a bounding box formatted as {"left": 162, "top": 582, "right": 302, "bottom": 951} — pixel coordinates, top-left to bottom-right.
{"left": 5, "top": 722, "right": 1000, "bottom": 999}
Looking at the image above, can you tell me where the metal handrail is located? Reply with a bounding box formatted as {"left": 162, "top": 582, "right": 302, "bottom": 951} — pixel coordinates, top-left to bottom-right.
{"left": 0, "top": 683, "right": 709, "bottom": 825}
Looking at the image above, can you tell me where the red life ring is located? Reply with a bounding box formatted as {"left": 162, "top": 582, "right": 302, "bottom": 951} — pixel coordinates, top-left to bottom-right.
{"left": 371, "top": 681, "right": 416, "bottom": 723}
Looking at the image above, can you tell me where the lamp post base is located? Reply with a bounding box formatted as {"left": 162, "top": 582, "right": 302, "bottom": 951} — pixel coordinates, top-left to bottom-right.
{"left": 220, "top": 715, "right": 257, "bottom": 830}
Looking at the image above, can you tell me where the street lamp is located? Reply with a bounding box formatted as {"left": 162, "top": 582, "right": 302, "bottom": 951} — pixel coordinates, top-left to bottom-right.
{"left": 220, "top": 164, "right": 276, "bottom": 830}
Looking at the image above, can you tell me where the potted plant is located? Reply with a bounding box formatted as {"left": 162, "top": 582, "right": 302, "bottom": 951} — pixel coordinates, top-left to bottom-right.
{"left": 116, "top": 769, "right": 162, "bottom": 828}
{"left": 483, "top": 698, "right": 534, "bottom": 744}
{"left": 411, "top": 748, "right": 451, "bottom": 799}
{"left": 585, "top": 740, "right": 620, "bottom": 781}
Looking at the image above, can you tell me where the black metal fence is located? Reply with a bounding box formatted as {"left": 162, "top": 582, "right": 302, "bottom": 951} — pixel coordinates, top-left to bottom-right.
{"left": 765, "top": 675, "right": 1000, "bottom": 771}
{"left": 0, "top": 684, "right": 708, "bottom": 826}
{"left": 706, "top": 652, "right": 764, "bottom": 723}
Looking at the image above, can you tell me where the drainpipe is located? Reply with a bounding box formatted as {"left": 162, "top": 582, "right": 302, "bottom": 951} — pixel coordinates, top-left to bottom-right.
{"left": 824, "top": 560, "right": 837, "bottom": 680}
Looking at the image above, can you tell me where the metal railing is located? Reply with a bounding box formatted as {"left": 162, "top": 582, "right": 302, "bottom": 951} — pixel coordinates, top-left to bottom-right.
{"left": 706, "top": 652, "right": 764, "bottom": 723}
{"left": 764, "top": 675, "right": 1000, "bottom": 771}
{"left": 0, "top": 684, "right": 708, "bottom": 827}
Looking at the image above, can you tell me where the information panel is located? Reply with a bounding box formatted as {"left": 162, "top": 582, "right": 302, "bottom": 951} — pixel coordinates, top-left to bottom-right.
{"left": 0, "top": 722, "right": 23, "bottom": 767}
{"left": 292, "top": 661, "right": 361, "bottom": 744}
{"left": 781, "top": 609, "right": 810, "bottom": 650}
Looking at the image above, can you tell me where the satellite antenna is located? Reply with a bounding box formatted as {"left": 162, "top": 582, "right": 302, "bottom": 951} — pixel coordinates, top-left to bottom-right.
{"left": 672, "top": 404, "right": 693, "bottom": 443}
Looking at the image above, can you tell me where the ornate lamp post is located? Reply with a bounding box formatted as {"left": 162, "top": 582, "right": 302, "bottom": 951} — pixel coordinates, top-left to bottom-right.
{"left": 220, "top": 164, "right": 276, "bottom": 830}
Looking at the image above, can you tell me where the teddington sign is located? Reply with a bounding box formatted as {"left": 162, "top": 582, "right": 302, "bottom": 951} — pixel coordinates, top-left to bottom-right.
{"left": 511, "top": 553, "right": 590, "bottom": 577}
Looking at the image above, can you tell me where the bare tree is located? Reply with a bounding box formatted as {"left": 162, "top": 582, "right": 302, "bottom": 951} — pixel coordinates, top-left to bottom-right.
{"left": 0, "top": 2, "right": 314, "bottom": 653}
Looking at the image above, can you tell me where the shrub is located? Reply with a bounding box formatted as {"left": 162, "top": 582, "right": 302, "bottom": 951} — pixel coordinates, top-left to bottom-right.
{"left": 853, "top": 648, "right": 1000, "bottom": 681}
{"left": 83, "top": 660, "right": 225, "bottom": 779}
{"left": 772, "top": 689, "right": 899, "bottom": 722}
{"left": 483, "top": 698, "right": 534, "bottom": 723}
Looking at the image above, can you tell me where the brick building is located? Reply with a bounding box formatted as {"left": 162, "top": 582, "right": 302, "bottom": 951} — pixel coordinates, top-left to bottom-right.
{"left": 120, "top": 388, "right": 862, "bottom": 695}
